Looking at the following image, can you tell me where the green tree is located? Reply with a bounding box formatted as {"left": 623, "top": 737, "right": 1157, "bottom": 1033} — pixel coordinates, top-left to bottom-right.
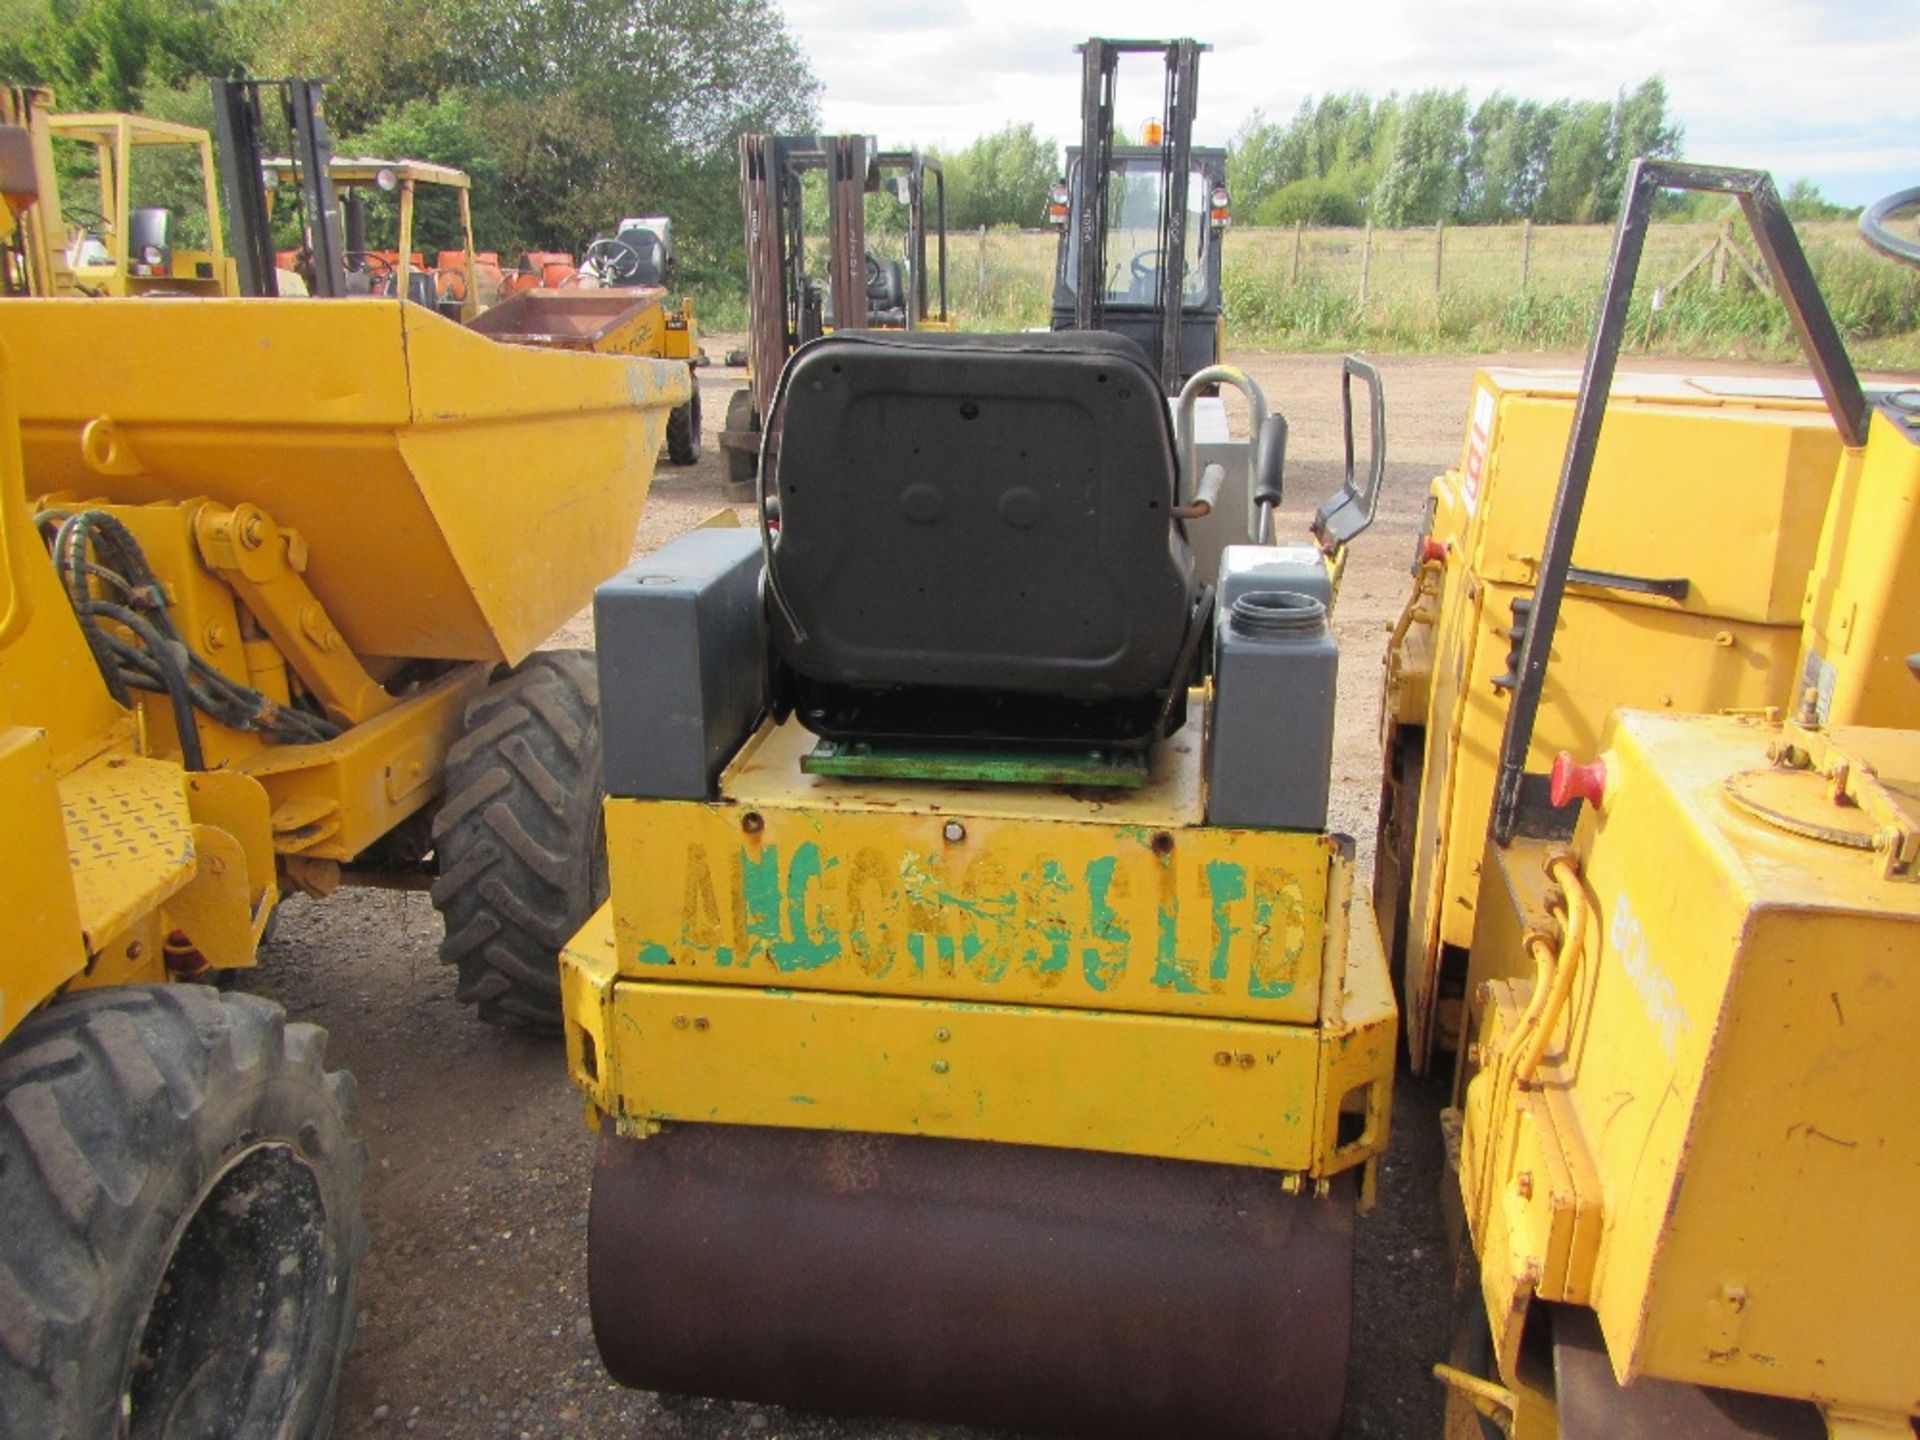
{"left": 254, "top": 0, "right": 818, "bottom": 277}
{"left": 936, "top": 122, "right": 1059, "bottom": 230}
{"left": 1782, "top": 179, "right": 1856, "bottom": 221}
{"left": 1372, "top": 89, "right": 1467, "bottom": 225}
{"left": 1226, "top": 111, "right": 1296, "bottom": 216}
{"left": 0, "top": 0, "right": 239, "bottom": 110}
{"left": 1600, "top": 76, "right": 1683, "bottom": 218}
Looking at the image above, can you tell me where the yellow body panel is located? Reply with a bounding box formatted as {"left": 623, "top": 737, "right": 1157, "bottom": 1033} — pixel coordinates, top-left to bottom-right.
{"left": 1458, "top": 711, "right": 1920, "bottom": 1428}
{"left": 569, "top": 707, "right": 1396, "bottom": 1181}
{"left": 565, "top": 878, "right": 1394, "bottom": 1175}
{"left": 608, "top": 714, "right": 1331, "bottom": 1023}
{"left": 1387, "top": 369, "right": 1846, "bottom": 1069}
{"left": 0, "top": 298, "right": 686, "bottom": 665}
{"left": 237, "top": 664, "right": 486, "bottom": 860}
{"left": 0, "top": 726, "right": 89, "bottom": 1029}
{"left": 60, "top": 752, "right": 198, "bottom": 949}
{"left": 1799, "top": 412, "right": 1920, "bottom": 730}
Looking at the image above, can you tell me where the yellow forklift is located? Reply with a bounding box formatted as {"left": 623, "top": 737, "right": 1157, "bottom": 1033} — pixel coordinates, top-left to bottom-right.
{"left": 1423, "top": 164, "right": 1920, "bottom": 1437}
{"left": 1, "top": 84, "right": 236, "bottom": 297}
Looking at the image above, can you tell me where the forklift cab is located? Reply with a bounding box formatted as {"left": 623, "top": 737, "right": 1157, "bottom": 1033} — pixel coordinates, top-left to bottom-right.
{"left": 40, "top": 109, "right": 234, "bottom": 296}
{"left": 1050, "top": 145, "right": 1227, "bottom": 384}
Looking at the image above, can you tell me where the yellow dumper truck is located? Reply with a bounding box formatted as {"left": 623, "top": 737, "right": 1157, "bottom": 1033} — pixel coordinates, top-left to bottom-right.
{"left": 0, "top": 109, "right": 685, "bottom": 1432}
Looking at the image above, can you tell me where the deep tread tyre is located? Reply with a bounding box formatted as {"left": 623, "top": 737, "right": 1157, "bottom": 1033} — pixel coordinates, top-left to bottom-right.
{"left": 431, "top": 649, "right": 606, "bottom": 1029}
{"left": 665, "top": 381, "right": 701, "bottom": 466}
{"left": 0, "top": 985, "right": 366, "bottom": 1440}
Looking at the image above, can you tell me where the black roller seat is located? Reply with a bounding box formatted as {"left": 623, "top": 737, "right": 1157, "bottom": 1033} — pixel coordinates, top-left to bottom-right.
{"left": 766, "top": 329, "right": 1204, "bottom": 750}
{"left": 611, "top": 227, "right": 667, "bottom": 288}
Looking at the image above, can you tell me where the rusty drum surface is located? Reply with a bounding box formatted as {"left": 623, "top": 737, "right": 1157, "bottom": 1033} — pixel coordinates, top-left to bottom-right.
{"left": 589, "top": 1124, "right": 1354, "bottom": 1439}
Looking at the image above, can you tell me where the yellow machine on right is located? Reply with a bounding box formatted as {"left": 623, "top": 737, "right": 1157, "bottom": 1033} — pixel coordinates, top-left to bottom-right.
{"left": 1405, "top": 162, "right": 1920, "bottom": 1437}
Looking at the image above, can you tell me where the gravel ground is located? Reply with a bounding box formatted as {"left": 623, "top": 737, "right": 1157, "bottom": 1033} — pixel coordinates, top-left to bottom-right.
{"left": 243, "top": 341, "right": 1871, "bottom": 1440}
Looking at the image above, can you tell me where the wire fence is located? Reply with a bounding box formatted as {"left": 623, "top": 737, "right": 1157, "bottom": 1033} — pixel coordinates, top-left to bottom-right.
{"left": 927, "top": 220, "right": 1919, "bottom": 362}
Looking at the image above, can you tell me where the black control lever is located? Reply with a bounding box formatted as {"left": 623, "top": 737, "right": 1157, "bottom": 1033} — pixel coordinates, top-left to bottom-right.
{"left": 1252, "top": 414, "right": 1289, "bottom": 543}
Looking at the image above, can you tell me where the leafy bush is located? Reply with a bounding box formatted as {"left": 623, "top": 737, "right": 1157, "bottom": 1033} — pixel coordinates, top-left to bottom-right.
{"left": 1253, "top": 178, "right": 1363, "bottom": 228}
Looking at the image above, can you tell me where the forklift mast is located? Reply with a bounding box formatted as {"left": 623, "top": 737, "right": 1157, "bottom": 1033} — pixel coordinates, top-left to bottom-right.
{"left": 209, "top": 77, "right": 345, "bottom": 298}
{"left": 1069, "top": 37, "right": 1206, "bottom": 393}
{"left": 740, "top": 134, "right": 870, "bottom": 424}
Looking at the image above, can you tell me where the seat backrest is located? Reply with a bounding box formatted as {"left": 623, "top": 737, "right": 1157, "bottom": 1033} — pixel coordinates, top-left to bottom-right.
{"left": 768, "top": 330, "right": 1199, "bottom": 732}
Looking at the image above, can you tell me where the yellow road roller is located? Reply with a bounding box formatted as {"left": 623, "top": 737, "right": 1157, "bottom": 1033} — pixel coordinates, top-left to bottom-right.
{"left": 1431, "top": 162, "right": 1920, "bottom": 1438}
{"left": 562, "top": 326, "right": 1394, "bottom": 1437}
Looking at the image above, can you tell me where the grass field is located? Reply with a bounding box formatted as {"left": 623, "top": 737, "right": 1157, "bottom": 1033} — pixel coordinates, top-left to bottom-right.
{"left": 706, "top": 219, "right": 1920, "bottom": 367}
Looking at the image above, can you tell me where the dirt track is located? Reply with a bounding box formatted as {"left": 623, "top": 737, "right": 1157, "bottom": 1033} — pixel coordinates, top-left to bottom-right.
{"left": 246, "top": 342, "right": 1864, "bottom": 1440}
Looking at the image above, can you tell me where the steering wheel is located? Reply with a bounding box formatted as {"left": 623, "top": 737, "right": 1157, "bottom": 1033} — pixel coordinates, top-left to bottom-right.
{"left": 345, "top": 250, "right": 397, "bottom": 294}
{"left": 62, "top": 204, "right": 108, "bottom": 235}
{"left": 1860, "top": 186, "right": 1920, "bottom": 268}
{"left": 1130, "top": 247, "right": 1165, "bottom": 281}
{"left": 585, "top": 237, "right": 643, "bottom": 284}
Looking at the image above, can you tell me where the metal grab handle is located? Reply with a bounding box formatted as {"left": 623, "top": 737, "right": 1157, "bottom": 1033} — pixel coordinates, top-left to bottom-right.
{"left": 1860, "top": 185, "right": 1920, "bottom": 268}
{"left": 1310, "top": 356, "right": 1386, "bottom": 554}
{"left": 1173, "top": 364, "right": 1268, "bottom": 535}
{"left": 1490, "top": 159, "right": 1868, "bottom": 847}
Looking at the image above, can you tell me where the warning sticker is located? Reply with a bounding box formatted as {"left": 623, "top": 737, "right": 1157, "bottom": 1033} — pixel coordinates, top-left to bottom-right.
{"left": 1462, "top": 386, "right": 1495, "bottom": 516}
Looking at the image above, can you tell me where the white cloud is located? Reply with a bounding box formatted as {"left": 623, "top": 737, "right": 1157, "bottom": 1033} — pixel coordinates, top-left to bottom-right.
{"left": 777, "top": 0, "right": 1920, "bottom": 203}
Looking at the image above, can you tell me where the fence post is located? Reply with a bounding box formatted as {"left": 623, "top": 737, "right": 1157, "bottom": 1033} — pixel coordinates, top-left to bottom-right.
{"left": 1712, "top": 218, "right": 1731, "bottom": 290}
{"left": 1433, "top": 218, "right": 1444, "bottom": 295}
{"left": 1291, "top": 220, "right": 1304, "bottom": 283}
{"left": 977, "top": 224, "right": 988, "bottom": 304}
{"left": 1359, "top": 222, "right": 1373, "bottom": 309}
{"left": 1520, "top": 218, "right": 1532, "bottom": 291}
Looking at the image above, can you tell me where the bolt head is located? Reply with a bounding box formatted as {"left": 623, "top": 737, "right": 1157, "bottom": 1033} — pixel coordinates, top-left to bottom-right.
{"left": 942, "top": 820, "right": 966, "bottom": 843}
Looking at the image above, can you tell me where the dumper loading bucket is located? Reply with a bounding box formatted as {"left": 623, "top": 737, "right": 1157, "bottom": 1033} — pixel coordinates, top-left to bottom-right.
{"left": 466, "top": 288, "right": 672, "bottom": 356}
{"left": 0, "top": 298, "right": 687, "bottom": 665}
{"left": 589, "top": 1124, "right": 1355, "bottom": 1440}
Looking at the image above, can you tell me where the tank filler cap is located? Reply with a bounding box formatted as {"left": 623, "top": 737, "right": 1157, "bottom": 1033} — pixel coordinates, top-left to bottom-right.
{"left": 1550, "top": 752, "right": 1607, "bottom": 809}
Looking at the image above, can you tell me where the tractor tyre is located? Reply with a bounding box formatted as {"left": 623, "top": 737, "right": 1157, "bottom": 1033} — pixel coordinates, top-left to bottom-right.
{"left": 431, "top": 649, "right": 606, "bottom": 1030}
{"left": 666, "top": 381, "right": 701, "bottom": 466}
{"left": 723, "top": 386, "right": 758, "bottom": 502}
{"left": 0, "top": 985, "right": 366, "bottom": 1440}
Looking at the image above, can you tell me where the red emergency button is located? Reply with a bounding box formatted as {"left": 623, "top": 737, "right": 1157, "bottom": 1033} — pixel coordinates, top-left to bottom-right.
{"left": 1550, "top": 752, "right": 1607, "bottom": 809}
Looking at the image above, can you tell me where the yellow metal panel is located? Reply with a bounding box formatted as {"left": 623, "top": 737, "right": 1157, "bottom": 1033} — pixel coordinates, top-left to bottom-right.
{"left": 1406, "top": 573, "right": 1801, "bottom": 1058}
{"left": 1799, "top": 413, "right": 1920, "bottom": 730}
{"left": 567, "top": 884, "right": 1397, "bottom": 1176}
{"left": 599, "top": 982, "right": 1326, "bottom": 1169}
{"left": 60, "top": 750, "right": 196, "bottom": 952}
{"left": 238, "top": 663, "right": 486, "bottom": 860}
{"left": 0, "top": 299, "right": 684, "bottom": 665}
{"left": 162, "top": 823, "right": 258, "bottom": 969}
{"left": 1456, "top": 369, "right": 1840, "bottom": 627}
{"left": 184, "top": 768, "right": 275, "bottom": 911}
{"left": 1459, "top": 710, "right": 1920, "bottom": 1423}
{"left": 0, "top": 725, "right": 87, "bottom": 1040}
{"left": 606, "top": 732, "right": 1334, "bottom": 1025}
{"left": 0, "top": 337, "right": 129, "bottom": 767}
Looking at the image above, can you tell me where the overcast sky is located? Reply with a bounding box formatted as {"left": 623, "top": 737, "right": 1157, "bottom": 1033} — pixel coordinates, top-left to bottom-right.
{"left": 778, "top": 0, "right": 1919, "bottom": 206}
